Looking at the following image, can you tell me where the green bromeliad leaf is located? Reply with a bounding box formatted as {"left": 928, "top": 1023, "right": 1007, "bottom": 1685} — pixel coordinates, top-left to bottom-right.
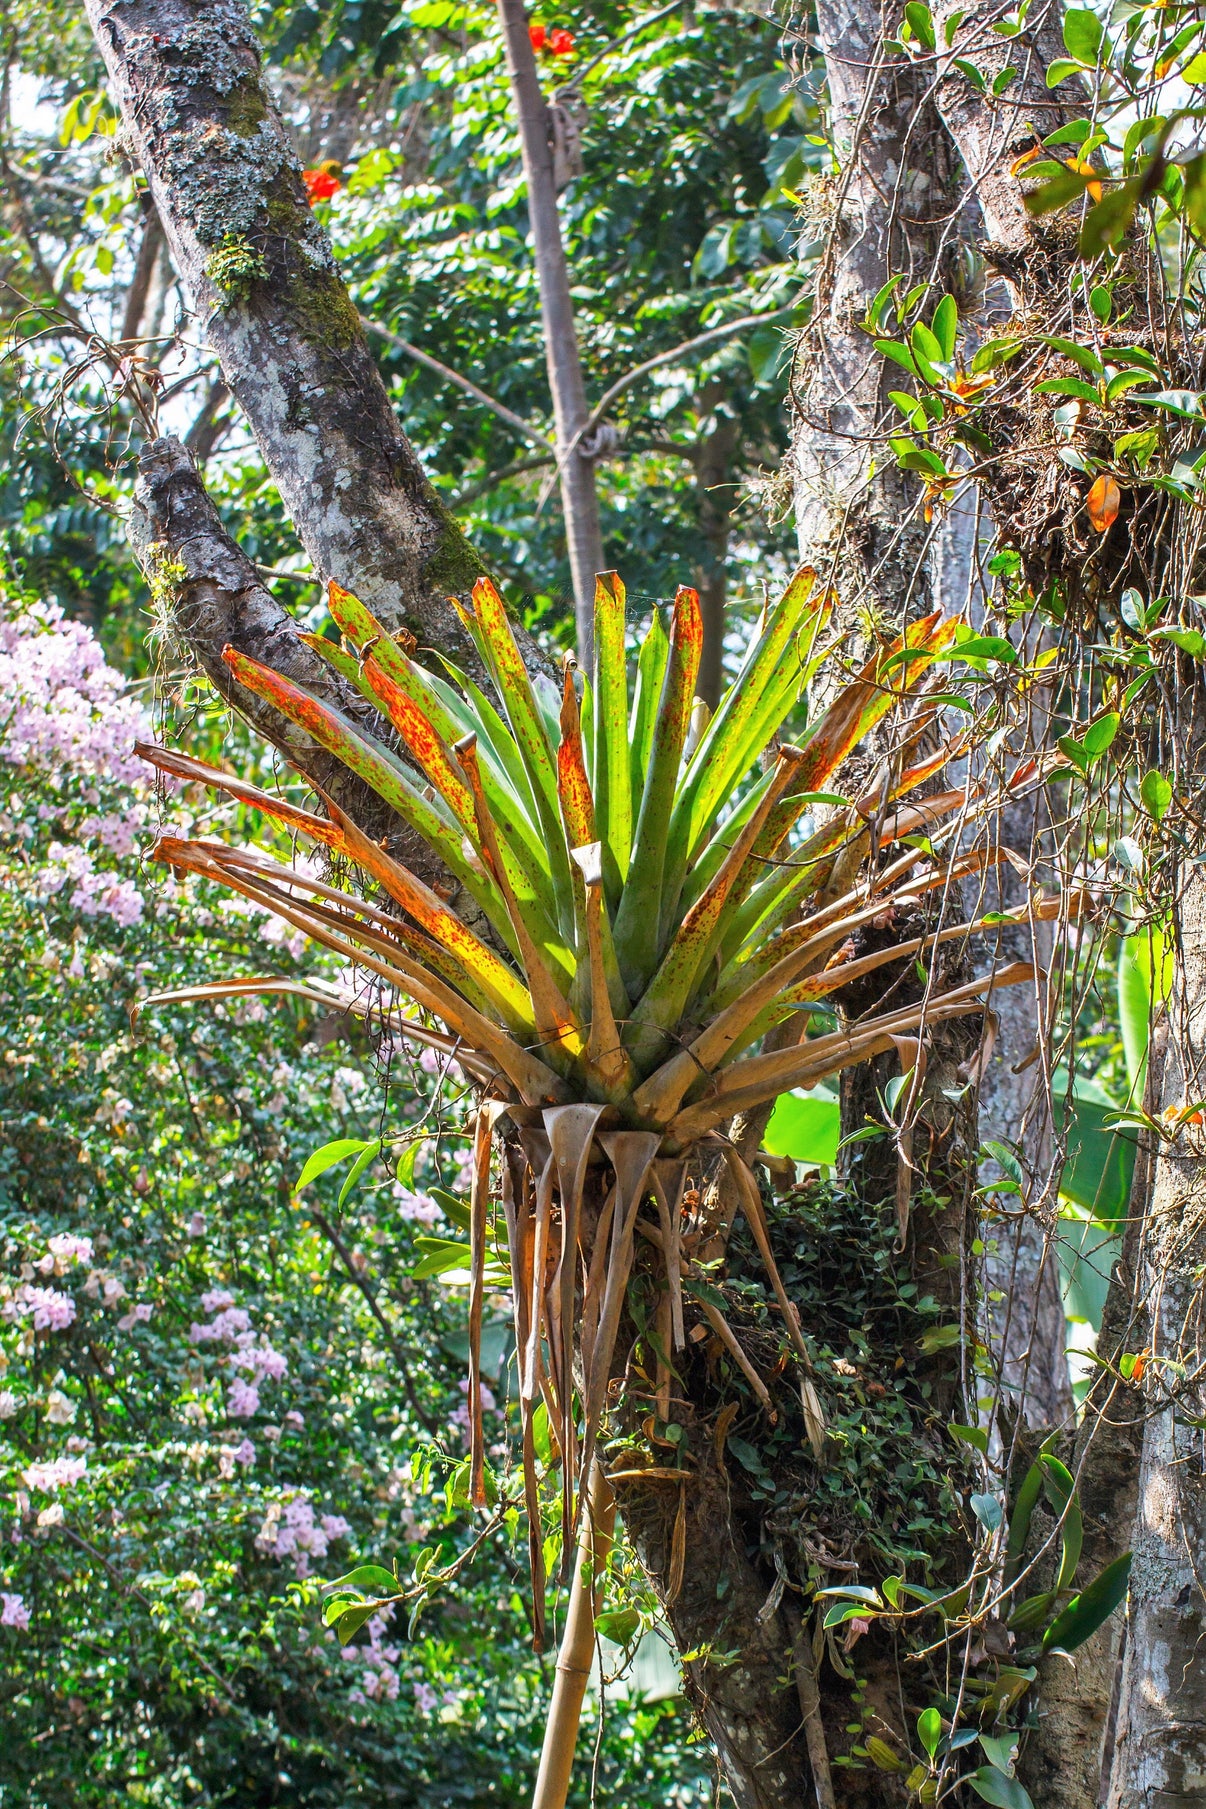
{"left": 153, "top": 568, "right": 1034, "bottom": 1122}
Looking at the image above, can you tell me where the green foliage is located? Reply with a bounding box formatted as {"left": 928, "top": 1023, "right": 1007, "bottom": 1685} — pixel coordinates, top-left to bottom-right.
{"left": 0, "top": 589, "right": 708, "bottom": 1806}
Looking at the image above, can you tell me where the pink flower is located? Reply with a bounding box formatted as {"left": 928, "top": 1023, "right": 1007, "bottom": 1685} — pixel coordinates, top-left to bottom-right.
{"left": 0, "top": 1593, "right": 29, "bottom": 1630}
{"left": 229, "top": 1342, "right": 287, "bottom": 1381}
{"left": 320, "top": 1514, "right": 350, "bottom": 1540}
{"left": 233, "top": 1438, "right": 256, "bottom": 1467}
{"left": 22, "top": 1456, "right": 87, "bottom": 1491}
{"left": 22, "top": 1287, "right": 75, "bottom": 1331}
{"left": 47, "top": 1233, "right": 92, "bottom": 1267}
{"left": 413, "top": 1680, "right": 438, "bottom": 1714}
{"left": 186, "top": 1213, "right": 206, "bottom": 1237}
{"left": 392, "top": 1188, "right": 441, "bottom": 1225}
{"left": 227, "top": 1378, "right": 260, "bottom": 1419}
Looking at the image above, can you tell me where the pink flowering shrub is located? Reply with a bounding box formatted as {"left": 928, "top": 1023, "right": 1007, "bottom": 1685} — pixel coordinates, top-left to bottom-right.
{"left": 7, "top": 1285, "right": 76, "bottom": 1331}
{"left": 22, "top": 1456, "right": 88, "bottom": 1491}
{"left": 0, "top": 1593, "right": 29, "bottom": 1631}
{"left": 0, "top": 597, "right": 153, "bottom": 929}
{"left": 255, "top": 1491, "right": 351, "bottom": 1578}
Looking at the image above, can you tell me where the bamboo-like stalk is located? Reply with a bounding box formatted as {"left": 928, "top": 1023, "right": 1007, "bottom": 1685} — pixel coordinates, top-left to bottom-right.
{"left": 530, "top": 1460, "right": 617, "bottom": 1809}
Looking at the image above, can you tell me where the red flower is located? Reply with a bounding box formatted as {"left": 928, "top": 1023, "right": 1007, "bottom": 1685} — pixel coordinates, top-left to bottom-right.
{"left": 549, "top": 26, "right": 574, "bottom": 54}
{"left": 302, "top": 167, "right": 341, "bottom": 204}
{"left": 528, "top": 21, "right": 547, "bottom": 49}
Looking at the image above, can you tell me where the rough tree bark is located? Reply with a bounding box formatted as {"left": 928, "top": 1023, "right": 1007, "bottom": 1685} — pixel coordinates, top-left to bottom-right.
{"left": 1102, "top": 869, "right": 1206, "bottom": 1809}
{"left": 130, "top": 436, "right": 450, "bottom": 893}
{"left": 692, "top": 393, "right": 739, "bottom": 709}
{"left": 496, "top": 0, "right": 604, "bottom": 660}
{"left": 84, "top": 0, "right": 487, "bottom": 652}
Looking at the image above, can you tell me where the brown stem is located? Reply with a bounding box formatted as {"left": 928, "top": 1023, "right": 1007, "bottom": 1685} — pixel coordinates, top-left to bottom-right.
{"left": 530, "top": 1459, "right": 616, "bottom": 1809}
{"left": 363, "top": 316, "right": 553, "bottom": 451}
{"left": 496, "top": 0, "right": 603, "bottom": 660}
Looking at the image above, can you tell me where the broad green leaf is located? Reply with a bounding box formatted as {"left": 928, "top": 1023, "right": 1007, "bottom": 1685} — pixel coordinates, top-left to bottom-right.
{"left": 410, "top": 1235, "right": 473, "bottom": 1278}
{"left": 937, "top": 634, "right": 1017, "bottom": 664}
{"left": 1080, "top": 185, "right": 1140, "bottom": 257}
{"left": 1151, "top": 625, "right": 1206, "bottom": 656}
{"left": 1054, "top": 1074, "right": 1137, "bottom": 1228}
{"left": 334, "top": 1603, "right": 377, "bottom": 1643}
{"left": 326, "top": 1564, "right": 398, "bottom": 1596}
{"left": 1042, "top": 1552, "right": 1132, "bottom": 1652}
{"left": 296, "top": 1138, "right": 376, "bottom": 1192}
{"left": 1040, "top": 1455, "right": 1083, "bottom": 1592}
{"left": 998, "top": 1447, "right": 1048, "bottom": 1591}
{"left": 338, "top": 1138, "right": 382, "bottom": 1208}
{"left": 968, "top": 1765, "right": 1034, "bottom": 1809}
{"left": 903, "top": 1, "right": 936, "bottom": 48}
{"left": 1119, "top": 927, "right": 1172, "bottom": 1093}
{"left": 917, "top": 1707, "right": 942, "bottom": 1760}
{"left": 1142, "top": 763, "right": 1171, "bottom": 821}
{"left": 1035, "top": 377, "right": 1100, "bottom": 402}
{"left": 595, "top": 1606, "right": 641, "bottom": 1645}
{"left": 1083, "top": 712, "right": 1120, "bottom": 758}
{"left": 949, "top": 1422, "right": 990, "bottom": 1454}
{"left": 1026, "top": 167, "right": 1091, "bottom": 213}
{"left": 972, "top": 1492, "right": 1004, "bottom": 1532}
{"left": 763, "top": 1090, "right": 840, "bottom": 1166}
{"left": 980, "top": 1733, "right": 1019, "bottom": 1775}
{"left": 1132, "top": 391, "right": 1205, "bottom": 421}
{"left": 1063, "top": 7, "right": 1102, "bottom": 62}
{"left": 1038, "top": 334, "right": 1103, "bottom": 377}
{"left": 931, "top": 293, "right": 958, "bottom": 361}
{"left": 817, "top": 1583, "right": 884, "bottom": 1606}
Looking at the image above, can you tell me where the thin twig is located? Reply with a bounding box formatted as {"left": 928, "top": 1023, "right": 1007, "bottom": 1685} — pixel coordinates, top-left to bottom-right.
{"left": 362, "top": 316, "right": 554, "bottom": 451}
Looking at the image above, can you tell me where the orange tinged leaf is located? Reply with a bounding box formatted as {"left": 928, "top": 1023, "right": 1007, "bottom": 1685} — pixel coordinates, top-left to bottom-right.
{"left": 1087, "top": 473, "right": 1121, "bottom": 532}
{"left": 556, "top": 666, "right": 596, "bottom": 849}
{"left": 360, "top": 656, "right": 477, "bottom": 835}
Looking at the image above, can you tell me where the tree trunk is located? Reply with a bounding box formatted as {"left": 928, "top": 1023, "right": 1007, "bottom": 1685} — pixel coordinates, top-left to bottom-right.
{"left": 496, "top": 0, "right": 603, "bottom": 661}
{"left": 85, "top": 0, "right": 487, "bottom": 649}
{"left": 620, "top": 1456, "right": 814, "bottom": 1809}
{"left": 692, "top": 397, "right": 738, "bottom": 708}
{"left": 1102, "top": 877, "right": 1206, "bottom": 1808}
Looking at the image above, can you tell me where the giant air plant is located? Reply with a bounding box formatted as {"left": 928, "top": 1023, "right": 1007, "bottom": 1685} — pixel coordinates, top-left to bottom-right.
{"left": 139, "top": 567, "right": 1043, "bottom": 1807}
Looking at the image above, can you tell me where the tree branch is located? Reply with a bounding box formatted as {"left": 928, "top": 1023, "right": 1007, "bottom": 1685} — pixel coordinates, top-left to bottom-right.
{"left": 497, "top": 0, "right": 603, "bottom": 657}
{"left": 363, "top": 316, "right": 554, "bottom": 451}
{"left": 84, "top": 0, "right": 487, "bottom": 653}
{"left": 130, "top": 436, "right": 449, "bottom": 893}
{"left": 568, "top": 310, "right": 790, "bottom": 462}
